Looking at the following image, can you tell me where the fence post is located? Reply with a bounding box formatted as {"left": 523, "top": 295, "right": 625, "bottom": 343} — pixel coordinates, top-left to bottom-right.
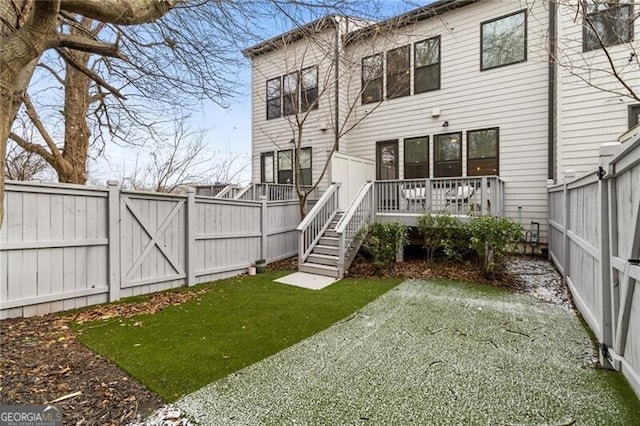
{"left": 261, "top": 198, "right": 268, "bottom": 261}
{"left": 562, "top": 182, "right": 570, "bottom": 284}
{"left": 107, "top": 181, "right": 121, "bottom": 302}
{"left": 480, "top": 177, "right": 488, "bottom": 216}
{"left": 185, "top": 188, "right": 196, "bottom": 287}
{"left": 599, "top": 177, "right": 613, "bottom": 368}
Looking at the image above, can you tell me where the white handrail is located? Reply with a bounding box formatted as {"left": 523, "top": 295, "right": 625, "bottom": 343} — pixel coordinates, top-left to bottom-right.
{"left": 335, "top": 181, "right": 373, "bottom": 233}
{"left": 297, "top": 183, "right": 340, "bottom": 267}
{"left": 335, "top": 181, "right": 374, "bottom": 277}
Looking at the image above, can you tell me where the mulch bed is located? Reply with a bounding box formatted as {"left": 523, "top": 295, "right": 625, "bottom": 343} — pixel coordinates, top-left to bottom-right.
{"left": 0, "top": 290, "right": 206, "bottom": 424}
{"left": 2, "top": 254, "right": 534, "bottom": 425}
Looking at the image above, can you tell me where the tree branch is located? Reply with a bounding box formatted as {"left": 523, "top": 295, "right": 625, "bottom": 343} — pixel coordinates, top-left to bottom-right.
{"left": 59, "top": 0, "right": 184, "bottom": 25}
{"left": 20, "top": 94, "right": 63, "bottom": 161}
{"left": 9, "top": 132, "right": 56, "bottom": 165}
{"left": 55, "top": 47, "right": 126, "bottom": 99}
{"left": 57, "top": 34, "right": 123, "bottom": 58}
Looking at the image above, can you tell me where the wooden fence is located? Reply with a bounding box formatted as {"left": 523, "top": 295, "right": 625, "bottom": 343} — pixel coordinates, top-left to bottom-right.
{"left": 0, "top": 181, "right": 300, "bottom": 318}
{"left": 548, "top": 134, "right": 640, "bottom": 399}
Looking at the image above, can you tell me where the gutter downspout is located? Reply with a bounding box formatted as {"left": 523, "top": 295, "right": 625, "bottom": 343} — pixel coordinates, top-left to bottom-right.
{"left": 548, "top": 0, "right": 557, "bottom": 181}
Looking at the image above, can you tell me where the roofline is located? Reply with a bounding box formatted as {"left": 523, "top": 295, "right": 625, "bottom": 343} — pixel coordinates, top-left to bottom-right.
{"left": 343, "top": 0, "right": 479, "bottom": 45}
{"left": 242, "top": 15, "right": 341, "bottom": 58}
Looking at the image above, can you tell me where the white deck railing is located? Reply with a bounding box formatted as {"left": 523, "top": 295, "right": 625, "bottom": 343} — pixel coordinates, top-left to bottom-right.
{"left": 335, "top": 181, "right": 375, "bottom": 277}
{"left": 235, "top": 183, "right": 317, "bottom": 201}
{"left": 296, "top": 183, "right": 340, "bottom": 267}
{"left": 374, "top": 176, "right": 504, "bottom": 216}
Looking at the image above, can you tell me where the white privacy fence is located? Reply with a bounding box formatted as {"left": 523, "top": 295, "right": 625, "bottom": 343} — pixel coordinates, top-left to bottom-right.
{"left": 548, "top": 134, "right": 640, "bottom": 399}
{"left": 0, "top": 181, "right": 301, "bottom": 319}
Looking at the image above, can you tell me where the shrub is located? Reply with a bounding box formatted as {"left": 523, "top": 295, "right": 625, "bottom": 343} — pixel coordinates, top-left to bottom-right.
{"left": 417, "top": 214, "right": 470, "bottom": 261}
{"left": 468, "top": 216, "right": 523, "bottom": 277}
{"left": 359, "top": 221, "right": 409, "bottom": 271}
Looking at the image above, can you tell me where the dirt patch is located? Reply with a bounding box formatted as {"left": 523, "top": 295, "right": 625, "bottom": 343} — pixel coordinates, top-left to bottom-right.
{"left": 0, "top": 289, "right": 208, "bottom": 424}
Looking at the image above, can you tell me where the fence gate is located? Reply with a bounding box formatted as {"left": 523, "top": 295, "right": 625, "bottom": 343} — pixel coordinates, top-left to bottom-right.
{"left": 606, "top": 156, "right": 640, "bottom": 385}
{"left": 120, "top": 192, "right": 187, "bottom": 289}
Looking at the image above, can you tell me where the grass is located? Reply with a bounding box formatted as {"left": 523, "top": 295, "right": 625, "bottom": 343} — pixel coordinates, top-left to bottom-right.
{"left": 177, "top": 278, "right": 640, "bottom": 425}
{"left": 73, "top": 271, "right": 401, "bottom": 402}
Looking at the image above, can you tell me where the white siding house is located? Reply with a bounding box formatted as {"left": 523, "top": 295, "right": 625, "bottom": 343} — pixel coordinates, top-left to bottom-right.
{"left": 243, "top": 0, "right": 638, "bottom": 248}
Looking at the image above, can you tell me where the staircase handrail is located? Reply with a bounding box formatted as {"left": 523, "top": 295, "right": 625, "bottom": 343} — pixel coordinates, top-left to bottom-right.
{"left": 234, "top": 184, "right": 254, "bottom": 200}
{"left": 214, "top": 184, "right": 238, "bottom": 199}
{"left": 335, "top": 181, "right": 375, "bottom": 277}
{"left": 297, "top": 183, "right": 340, "bottom": 267}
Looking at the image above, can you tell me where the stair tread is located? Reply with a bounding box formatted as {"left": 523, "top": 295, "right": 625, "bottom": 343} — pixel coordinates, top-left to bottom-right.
{"left": 302, "top": 262, "right": 338, "bottom": 270}
{"left": 309, "top": 253, "right": 339, "bottom": 259}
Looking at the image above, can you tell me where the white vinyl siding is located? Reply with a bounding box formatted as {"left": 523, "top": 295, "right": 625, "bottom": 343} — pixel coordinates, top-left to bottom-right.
{"left": 555, "top": 2, "right": 640, "bottom": 178}
{"left": 342, "top": 0, "right": 550, "bottom": 241}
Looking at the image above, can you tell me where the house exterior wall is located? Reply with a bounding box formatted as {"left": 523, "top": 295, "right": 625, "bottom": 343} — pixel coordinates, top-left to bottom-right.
{"left": 555, "top": 2, "right": 640, "bottom": 179}
{"left": 341, "top": 0, "right": 551, "bottom": 240}
{"left": 246, "top": 0, "right": 639, "bottom": 246}
{"left": 249, "top": 25, "right": 340, "bottom": 191}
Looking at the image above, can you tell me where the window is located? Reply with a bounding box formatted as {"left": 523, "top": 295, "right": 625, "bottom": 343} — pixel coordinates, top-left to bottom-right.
{"left": 362, "top": 54, "right": 383, "bottom": 104}
{"left": 283, "top": 72, "right": 299, "bottom": 116}
{"left": 404, "top": 137, "right": 429, "bottom": 179}
{"left": 584, "top": 1, "right": 633, "bottom": 51}
{"left": 414, "top": 37, "right": 440, "bottom": 94}
{"left": 387, "top": 45, "right": 410, "bottom": 99}
{"left": 277, "top": 150, "right": 292, "bottom": 184}
{"left": 629, "top": 105, "right": 640, "bottom": 129}
{"left": 261, "top": 152, "right": 274, "bottom": 183}
{"left": 301, "top": 67, "right": 319, "bottom": 112}
{"left": 434, "top": 133, "right": 462, "bottom": 177}
{"left": 266, "top": 77, "right": 281, "bottom": 120}
{"left": 467, "top": 128, "right": 499, "bottom": 176}
{"left": 299, "top": 147, "right": 312, "bottom": 186}
{"left": 481, "top": 10, "right": 527, "bottom": 70}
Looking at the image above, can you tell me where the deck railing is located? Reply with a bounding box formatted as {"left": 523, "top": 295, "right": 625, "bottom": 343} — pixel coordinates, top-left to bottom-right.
{"left": 374, "top": 176, "right": 504, "bottom": 216}
{"left": 335, "top": 181, "right": 375, "bottom": 277}
{"left": 297, "top": 183, "right": 340, "bottom": 267}
{"left": 235, "top": 183, "right": 317, "bottom": 201}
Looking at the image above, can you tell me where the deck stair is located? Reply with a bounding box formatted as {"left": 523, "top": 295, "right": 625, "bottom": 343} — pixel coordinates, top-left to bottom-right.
{"left": 299, "top": 212, "right": 343, "bottom": 278}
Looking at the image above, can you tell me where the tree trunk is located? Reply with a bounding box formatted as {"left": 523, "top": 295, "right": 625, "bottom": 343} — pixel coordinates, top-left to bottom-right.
{"left": 58, "top": 22, "right": 93, "bottom": 184}
{"left": 0, "top": 0, "right": 60, "bottom": 224}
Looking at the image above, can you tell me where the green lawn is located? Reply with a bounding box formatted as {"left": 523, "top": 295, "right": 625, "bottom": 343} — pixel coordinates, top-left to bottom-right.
{"left": 74, "top": 271, "right": 401, "bottom": 401}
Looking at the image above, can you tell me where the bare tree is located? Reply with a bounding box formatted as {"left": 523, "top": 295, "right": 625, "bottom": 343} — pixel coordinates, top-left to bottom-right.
{"left": 5, "top": 142, "right": 50, "bottom": 181}
{"left": 250, "top": 14, "right": 430, "bottom": 217}
{"left": 0, "top": 0, "right": 188, "bottom": 223}
{"left": 115, "top": 116, "right": 249, "bottom": 193}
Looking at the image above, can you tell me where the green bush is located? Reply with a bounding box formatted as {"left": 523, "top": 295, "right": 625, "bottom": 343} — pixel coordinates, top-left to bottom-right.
{"left": 359, "top": 221, "right": 409, "bottom": 271}
{"left": 417, "top": 214, "right": 470, "bottom": 261}
{"left": 468, "top": 216, "right": 523, "bottom": 277}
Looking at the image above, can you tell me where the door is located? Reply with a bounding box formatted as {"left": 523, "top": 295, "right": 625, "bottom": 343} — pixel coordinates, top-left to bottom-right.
{"left": 376, "top": 140, "right": 399, "bottom": 210}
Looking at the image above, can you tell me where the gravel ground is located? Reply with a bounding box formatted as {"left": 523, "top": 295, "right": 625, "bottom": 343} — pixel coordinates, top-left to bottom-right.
{"left": 504, "top": 256, "right": 573, "bottom": 310}
{"left": 136, "top": 257, "right": 634, "bottom": 425}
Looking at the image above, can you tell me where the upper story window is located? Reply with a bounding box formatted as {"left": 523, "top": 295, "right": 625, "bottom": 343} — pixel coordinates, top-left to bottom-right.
{"left": 386, "top": 45, "right": 410, "bottom": 99}
{"left": 266, "top": 66, "right": 318, "bottom": 120}
{"left": 583, "top": 0, "right": 634, "bottom": 51}
{"left": 414, "top": 36, "right": 440, "bottom": 94}
{"left": 362, "top": 53, "right": 383, "bottom": 104}
{"left": 404, "top": 136, "right": 429, "bottom": 179}
{"left": 481, "top": 10, "right": 527, "bottom": 70}
{"left": 467, "top": 128, "right": 499, "bottom": 176}
{"left": 301, "top": 67, "right": 319, "bottom": 112}
{"left": 434, "top": 133, "right": 462, "bottom": 177}
{"left": 283, "top": 72, "right": 299, "bottom": 116}
{"left": 266, "top": 77, "right": 282, "bottom": 120}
